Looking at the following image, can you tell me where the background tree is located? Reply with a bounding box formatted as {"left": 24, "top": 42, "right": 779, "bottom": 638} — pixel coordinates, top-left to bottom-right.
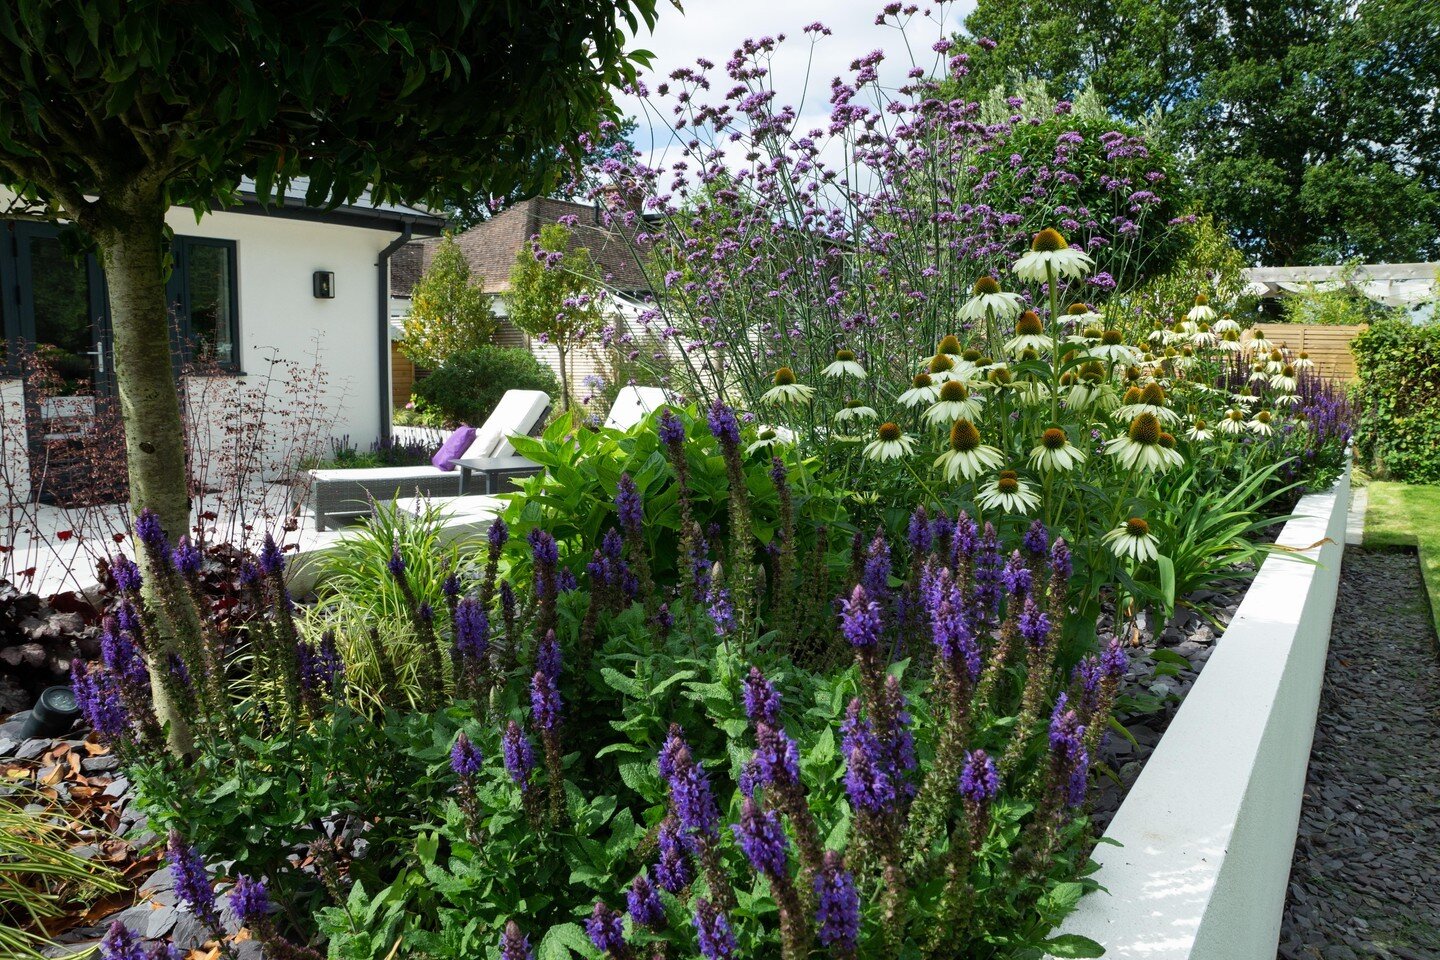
{"left": 400, "top": 235, "right": 498, "bottom": 370}
{"left": 506, "top": 223, "right": 606, "bottom": 412}
{"left": 0, "top": 0, "right": 661, "bottom": 750}
{"left": 953, "top": 0, "right": 1440, "bottom": 265}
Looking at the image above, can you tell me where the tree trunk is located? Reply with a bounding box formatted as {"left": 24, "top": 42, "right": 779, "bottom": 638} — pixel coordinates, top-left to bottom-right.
{"left": 93, "top": 185, "right": 193, "bottom": 753}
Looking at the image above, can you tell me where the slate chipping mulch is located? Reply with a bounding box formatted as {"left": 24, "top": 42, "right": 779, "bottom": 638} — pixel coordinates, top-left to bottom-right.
{"left": 1278, "top": 547, "right": 1440, "bottom": 960}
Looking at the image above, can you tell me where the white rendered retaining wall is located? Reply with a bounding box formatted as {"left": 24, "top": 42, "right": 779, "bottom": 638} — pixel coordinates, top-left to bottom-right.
{"left": 1053, "top": 465, "right": 1351, "bottom": 959}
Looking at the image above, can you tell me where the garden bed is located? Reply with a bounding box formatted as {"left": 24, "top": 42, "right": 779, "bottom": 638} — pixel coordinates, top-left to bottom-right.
{"left": 1050, "top": 465, "right": 1351, "bottom": 959}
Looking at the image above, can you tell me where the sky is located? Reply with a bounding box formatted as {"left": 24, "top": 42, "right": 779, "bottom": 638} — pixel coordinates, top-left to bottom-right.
{"left": 616, "top": 0, "right": 977, "bottom": 159}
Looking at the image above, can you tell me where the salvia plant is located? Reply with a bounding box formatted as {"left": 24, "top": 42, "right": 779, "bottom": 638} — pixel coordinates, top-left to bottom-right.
{"left": 80, "top": 401, "right": 1159, "bottom": 960}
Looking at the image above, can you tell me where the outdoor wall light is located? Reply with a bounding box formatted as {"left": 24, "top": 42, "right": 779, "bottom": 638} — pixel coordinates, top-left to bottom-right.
{"left": 313, "top": 270, "right": 335, "bottom": 299}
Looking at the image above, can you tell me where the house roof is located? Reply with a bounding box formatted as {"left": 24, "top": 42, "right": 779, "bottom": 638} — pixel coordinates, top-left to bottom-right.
{"left": 231, "top": 177, "right": 447, "bottom": 235}
{"left": 410, "top": 197, "right": 650, "bottom": 295}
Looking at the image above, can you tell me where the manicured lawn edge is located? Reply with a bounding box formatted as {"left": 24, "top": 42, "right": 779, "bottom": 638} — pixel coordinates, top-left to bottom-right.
{"left": 1049, "top": 465, "right": 1350, "bottom": 960}
{"left": 1362, "top": 480, "right": 1440, "bottom": 640}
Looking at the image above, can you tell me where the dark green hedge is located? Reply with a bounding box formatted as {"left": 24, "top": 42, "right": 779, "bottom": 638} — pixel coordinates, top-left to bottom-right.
{"left": 413, "top": 344, "right": 560, "bottom": 427}
{"left": 1353, "top": 318, "right": 1440, "bottom": 483}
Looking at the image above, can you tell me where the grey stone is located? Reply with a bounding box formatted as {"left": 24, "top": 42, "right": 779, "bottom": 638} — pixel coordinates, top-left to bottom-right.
{"left": 81, "top": 754, "right": 120, "bottom": 774}
{"left": 14, "top": 738, "right": 50, "bottom": 760}
{"left": 169, "top": 912, "right": 211, "bottom": 951}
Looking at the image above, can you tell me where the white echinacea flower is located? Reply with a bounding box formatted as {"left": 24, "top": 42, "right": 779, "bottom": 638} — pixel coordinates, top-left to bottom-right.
{"left": 1013, "top": 228, "right": 1094, "bottom": 282}
{"left": 934, "top": 419, "right": 1005, "bottom": 481}
{"left": 923, "top": 380, "right": 985, "bottom": 426}
{"left": 863, "top": 422, "right": 916, "bottom": 461}
{"left": 822, "top": 349, "right": 867, "bottom": 379}
{"left": 1105, "top": 413, "right": 1181, "bottom": 473}
{"left": 1186, "top": 294, "right": 1217, "bottom": 324}
{"left": 760, "top": 367, "right": 816, "bottom": 406}
{"left": 898, "top": 372, "right": 941, "bottom": 408}
{"left": 976, "top": 469, "right": 1042, "bottom": 514}
{"left": 1029, "top": 427, "right": 1087, "bottom": 473}
{"left": 1104, "top": 517, "right": 1161, "bottom": 562}
{"left": 959, "top": 276, "right": 1025, "bottom": 323}
{"left": 1005, "top": 310, "right": 1054, "bottom": 356}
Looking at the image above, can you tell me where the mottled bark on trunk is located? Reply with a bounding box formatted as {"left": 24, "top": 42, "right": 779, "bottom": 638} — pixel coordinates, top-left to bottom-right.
{"left": 94, "top": 186, "right": 193, "bottom": 754}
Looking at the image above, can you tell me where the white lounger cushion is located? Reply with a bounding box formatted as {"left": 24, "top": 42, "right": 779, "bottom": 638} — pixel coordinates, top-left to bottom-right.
{"left": 605, "top": 386, "right": 671, "bottom": 431}
{"left": 308, "top": 465, "right": 447, "bottom": 483}
{"left": 463, "top": 389, "right": 551, "bottom": 459}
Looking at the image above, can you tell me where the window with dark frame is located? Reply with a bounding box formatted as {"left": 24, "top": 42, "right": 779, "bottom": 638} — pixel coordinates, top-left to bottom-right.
{"left": 167, "top": 237, "right": 240, "bottom": 371}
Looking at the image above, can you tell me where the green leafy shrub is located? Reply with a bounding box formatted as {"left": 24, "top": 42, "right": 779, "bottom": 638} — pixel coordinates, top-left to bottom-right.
{"left": 413, "top": 344, "right": 560, "bottom": 426}
{"left": 400, "top": 234, "right": 500, "bottom": 370}
{"left": 1353, "top": 316, "right": 1440, "bottom": 482}
{"left": 1280, "top": 280, "right": 1392, "bottom": 326}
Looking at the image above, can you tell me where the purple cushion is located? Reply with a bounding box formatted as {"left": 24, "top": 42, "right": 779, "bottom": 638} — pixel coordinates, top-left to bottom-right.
{"left": 431, "top": 426, "right": 477, "bottom": 471}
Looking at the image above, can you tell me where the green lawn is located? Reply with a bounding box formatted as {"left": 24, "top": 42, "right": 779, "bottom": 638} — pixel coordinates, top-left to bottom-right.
{"left": 1364, "top": 480, "right": 1440, "bottom": 638}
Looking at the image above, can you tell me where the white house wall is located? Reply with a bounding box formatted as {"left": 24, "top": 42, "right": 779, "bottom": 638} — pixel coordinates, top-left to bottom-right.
{"left": 165, "top": 207, "right": 395, "bottom": 451}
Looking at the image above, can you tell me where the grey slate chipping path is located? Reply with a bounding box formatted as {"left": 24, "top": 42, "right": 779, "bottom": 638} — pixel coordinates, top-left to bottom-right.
{"left": 1278, "top": 548, "right": 1440, "bottom": 959}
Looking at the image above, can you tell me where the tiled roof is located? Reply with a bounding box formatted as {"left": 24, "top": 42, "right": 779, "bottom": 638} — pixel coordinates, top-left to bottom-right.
{"left": 405, "top": 197, "right": 651, "bottom": 296}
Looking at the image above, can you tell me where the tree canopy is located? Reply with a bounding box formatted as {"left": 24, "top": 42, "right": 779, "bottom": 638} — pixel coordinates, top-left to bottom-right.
{"left": 401, "top": 235, "right": 498, "bottom": 370}
{"left": 953, "top": 0, "right": 1440, "bottom": 265}
{"left": 506, "top": 223, "right": 606, "bottom": 411}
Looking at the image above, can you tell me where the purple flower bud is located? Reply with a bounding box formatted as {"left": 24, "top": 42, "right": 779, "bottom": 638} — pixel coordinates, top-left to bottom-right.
{"left": 652, "top": 817, "right": 695, "bottom": 893}
{"left": 627, "top": 873, "right": 664, "bottom": 928}
{"left": 616, "top": 472, "right": 643, "bottom": 533}
{"left": 731, "top": 797, "right": 788, "bottom": 877}
{"left": 228, "top": 875, "right": 270, "bottom": 925}
{"left": 861, "top": 533, "right": 891, "bottom": 601}
{"left": 662, "top": 728, "right": 719, "bottom": 837}
{"left": 843, "top": 722, "right": 896, "bottom": 815}
{"left": 100, "top": 921, "right": 147, "bottom": 960}
{"left": 658, "top": 408, "right": 686, "bottom": 447}
{"left": 742, "top": 667, "right": 781, "bottom": 726}
{"left": 442, "top": 572, "right": 461, "bottom": 598}
{"left": 959, "top": 749, "right": 1000, "bottom": 805}
{"left": 259, "top": 533, "right": 285, "bottom": 577}
{"left": 503, "top": 720, "right": 535, "bottom": 789}
{"left": 706, "top": 400, "right": 741, "bottom": 446}
{"left": 586, "top": 902, "right": 627, "bottom": 956}
{"left": 387, "top": 547, "right": 405, "bottom": 579}
{"left": 417, "top": 601, "right": 434, "bottom": 623}
{"left": 1101, "top": 637, "right": 1127, "bottom": 680}
{"left": 166, "top": 537, "right": 201, "bottom": 576}
{"left": 488, "top": 516, "right": 510, "bottom": 549}
{"left": 1017, "top": 597, "right": 1051, "bottom": 647}
{"left": 813, "top": 851, "right": 860, "bottom": 952}
{"left": 1023, "top": 519, "right": 1049, "bottom": 557}
{"left": 769, "top": 457, "right": 787, "bottom": 486}
{"left": 536, "top": 630, "right": 561, "bottom": 680}
{"left": 556, "top": 568, "right": 578, "bottom": 592}
{"left": 110, "top": 554, "right": 142, "bottom": 593}
{"left": 453, "top": 597, "right": 489, "bottom": 660}
{"left": 952, "top": 511, "right": 979, "bottom": 561}
{"left": 692, "top": 899, "right": 737, "bottom": 960}
{"left": 706, "top": 586, "right": 735, "bottom": 636}
{"left": 1000, "top": 550, "right": 1032, "bottom": 597}
{"left": 134, "top": 509, "right": 170, "bottom": 561}
{"left": 500, "top": 921, "right": 534, "bottom": 960}
{"left": 166, "top": 830, "right": 218, "bottom": 926}
{"left": 528, "top": 529, "right": 559, "bottom": 566}
{"left": 839, "top": 584, "right": 882, "bottom": 649}
{"left": 450, "top": 732, "right": 483, "bottom": 779}
{"left": 1050, "top": 537, "right": 1073, "bottom": 581}
{"left": 531, "top": 671, "right": 562, "bottom": 731}
{"left": 907, "top": 507, "right": 933, "bottom": 555}
{"left": 601, "top": 528, "right": 625, "bottom": 560}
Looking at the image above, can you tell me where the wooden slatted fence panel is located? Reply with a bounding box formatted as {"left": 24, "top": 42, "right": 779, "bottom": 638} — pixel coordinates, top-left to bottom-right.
{"left": 1246, "top": 324, "right": 1366, "bottom": 383}
{"left": 391, "top": 342, "right": 418, "bottom": 409}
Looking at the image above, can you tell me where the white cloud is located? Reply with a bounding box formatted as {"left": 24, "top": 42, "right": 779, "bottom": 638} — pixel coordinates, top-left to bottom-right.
{"left": 617, "top": 0, "right": 977, "bottom": 159}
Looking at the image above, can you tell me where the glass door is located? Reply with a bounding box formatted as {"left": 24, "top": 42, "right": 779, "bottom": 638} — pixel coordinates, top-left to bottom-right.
{"left": 7, "top": 222, "right": 112, "bottom": 502}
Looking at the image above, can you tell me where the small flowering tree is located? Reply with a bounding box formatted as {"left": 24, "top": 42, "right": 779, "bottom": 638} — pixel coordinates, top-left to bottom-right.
{"left": 506, "top": 222, "right": 608, "bottom": 411}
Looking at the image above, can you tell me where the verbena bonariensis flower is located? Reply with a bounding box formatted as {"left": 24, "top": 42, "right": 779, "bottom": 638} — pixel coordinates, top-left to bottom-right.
{"left": 813, "top": 851, "right": 860, "bottom": 958}
{"left": 167, "top": 830, "right": 220, "bottom": 928}
{"left": 693, "top": 898, "right": 737, "bottom": 960}
{"left": 501, "top": 920, "right": 534, "bottom": 960}
{"left": 586, "top": 902, "right": 630, "bottom": 958}
{"left": 742, "top": 666, "right": 782, "bottom": 726}
{"left": 627, "top": 872, "right": 664, "bottom": 928}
